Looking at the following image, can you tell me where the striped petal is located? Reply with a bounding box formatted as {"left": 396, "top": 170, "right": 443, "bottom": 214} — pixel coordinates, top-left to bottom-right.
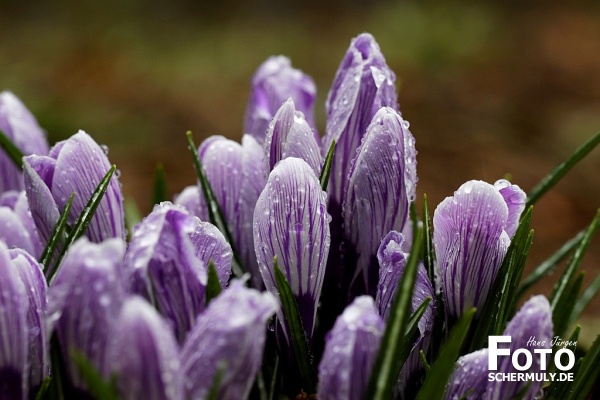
{"left": 108, "top": 297, "right": 182, "bottom": 400}
{"left": 189, "top": 219, "right": 232, "bottom": 288}
{"left": 180, "top": 280, "right": 278, "bottom": 399}
{"left": 173, "top": 185, "right": 208, "bottom": 221}
{"left": 0, "top": 91, "right": 49, "bottom": 193}
{"left": 264, "top": 98, "right": 322, "bottom": 175}
{"left": 244, "top": 56, "right": 317, "bottom": 142}
{"left": 494, "top": 179, "right": 526, "bottom": 238}
{"left": 433, "top": 180, "right": 510, "bottom": 319}
{"left": 443, "top": 349, "right": 489, "bottom": 400}
{"left": 342, "top": 107, "right": 416, "bottom": 296}
{"left": 254, "top": 157, "right": 331, "bottom": 339}
{"left": 23, "top": 156, "right": 60, "bottom": 243}
{"left": 317, "top": 296, "right": 384, "bottom": 400}
{"left": 46, "top": 238, "right": 126, "bottom": 390}
{"left": 0, "top": 191, "right": 43, "bottom": 257}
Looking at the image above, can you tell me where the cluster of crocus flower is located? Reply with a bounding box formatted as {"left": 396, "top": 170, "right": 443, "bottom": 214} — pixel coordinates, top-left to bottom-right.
{"left": 0, "top": 32, "right": 583, "bottom": 400}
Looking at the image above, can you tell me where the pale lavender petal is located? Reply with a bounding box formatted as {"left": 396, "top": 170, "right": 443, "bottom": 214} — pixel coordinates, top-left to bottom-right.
{"left": 443, "top": 349, "right": 489, "bottom": 400}
{"left": 108, "top": 297, "right": 182, "bottom": 400}
{"left": 317, "top": 296, "right": 384, "bottom": 400}
{"left": 173, "top": 185, "right": 208, "bottom": 221}
{"left": 323, "top": 33, "right": 398, "bottom": 211}
{"left": 244, "top": 56, "right": 317, "bottom": 142}
{"left": 343, "top": 107, "right": 416, "bottom": 296}
{"left": 123, "top": 203, "right": 208, "bottom": 343}
{"left": 494, "top": 179, "right": 526, "bottom": 238}
{"left": 0, "top": 91, "right": 49, "bottom": 193}
{"left": 23, "top": 156, "right": 60, "bottom": 243}
{"left": 189, "top": 220, "right": 232, "bottom": 288}
{"left": 181, "top": 280, "right": 278, "bottom": 400}
{"left": 254, "top": 158, "right": 331, "bottom": 340}
{"left": 46, "top": 238, "right": 126, "bottom": 390}
{"left": 0, "top": 242, "right": 28, "bottom": 400}
{"left": 264, "top": 98, "right": 322, "bottom": 175}
{"left": 433, "top": 180, "right": 510, "bottom": 318}
{"left": 487, "top": 295, "right": 553, "bottom": 400}
{"left": 8, "top": 248, "right": 48, "bottom": 393}
{"left": 0, "top": 191, "right": 43, "bottom": 257}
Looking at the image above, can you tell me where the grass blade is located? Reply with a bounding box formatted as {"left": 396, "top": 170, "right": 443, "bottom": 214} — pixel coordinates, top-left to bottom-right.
{"left": 0, "top": 128, "right": 25, "bottom": 169}
{"left": 422, "top": 194, "right": 435, "bottom": 284}
{"left": 416, "top": 308, "right": 477, "bottom": 400}
{"left": 151, "top": 162, "right": 168, "bottom": 206}
{"left": 546, "top": 325, "right": 581, "bottom": 399}
{"left": 526, "top": 131, "right": 600, "bottom": 207}
{"left": 124, "top": 197, "right": 142, "bottom": 241}
{"left": 186, "top": 131, "right": 245, "bottom": 277}
{"left": 319, "top": 140, "right": 335, "bottom": 191}
{"left": 273, "top": 258, "right": 316, "bottom": 392}
{"left": 565, "top": 333, "right": 600, "bottom": 400}
{"left": 205, "top": 260, "right": 222, "bottom": 305}
{"left": 553, "top": 272, "right": 585, "bottom": 337}
{"left": 71, "top": 350, "right": 118, "bottom": 400}
{"left": 398, "top": 297, "right": 432, "bottom": 364}
{"left": 39, "top": 193, "right": 74, "bottom": 276}
{"left": 569, "top": 273, "right": 600, "bottom": 329}
{"left": 366, "top": 225, "right": 424, "bottom": 400}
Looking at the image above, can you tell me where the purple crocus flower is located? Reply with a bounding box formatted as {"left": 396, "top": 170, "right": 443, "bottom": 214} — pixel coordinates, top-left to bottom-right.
{"left": 197, "top": 134, "right": 265, "bottom": 288}
{"left": 46, "top": 238, "right": 126, "bottom": 392}
{"left": 322, "top": 33, "right": 398, "bottom": 214}
{"left": 494, "top": 179, "right": 526, "bottom": 238}
{"left": 0, "top": 191, "right": 43, "bottom": 258}
{"left": 244, "top": 56, "right": 317, "bottom": 142}
{"left": 264, "top": 98, "right": 322, "bottom": 176}
{"left": 174, "top": 185, "right": 207, "bottom": 221}
{"left": 0, "top": 242, "right": 48, "bottom": 399}
{"left": 443, "top": 349, "right": 489, "bottom": 400}
{"left": 23, "top": 130, "right": 125, "bottom": 244}
{"left": 343, "top": 107, "right": 417, "bottom": 296}
{"left": 253, "top": 157, "right": 331, "bottom": 341}
{"left": 0, "top": 91, "right": 49, "bottom": 194}
{"left": 123, "top": 202, "right": 231, "bottom": 342}
{"left": 433, "top": 180, "right": 525, "bottom": 319}
{"left": 180, "top": 280, "right": 278, "bottom": 399}
{"left": 317, "top": 296, "right": 384, "bottom": 400}
{"left": 107, "top": 296, "right": 182, "bottom": 400}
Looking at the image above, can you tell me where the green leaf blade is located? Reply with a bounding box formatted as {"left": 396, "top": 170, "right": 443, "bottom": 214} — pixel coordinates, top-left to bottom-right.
{"left": 0, "top": 128, "right": 25, "bottom": 169}
{"left": 205, "top": 260, "right": 222, "bottom": 305}
{"left": 319, "top": 140, "right": 335, "bottom": 191}
{"left": 151, "top": 162, "right": 168, "bottom": 206}
{"left": 39, "top": 193, "right": 75, "bottom": 278}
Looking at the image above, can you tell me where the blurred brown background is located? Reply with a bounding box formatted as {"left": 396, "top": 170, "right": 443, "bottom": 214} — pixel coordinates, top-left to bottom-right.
{"left": 1, "top": 1, "right": 599, "bottom": 339}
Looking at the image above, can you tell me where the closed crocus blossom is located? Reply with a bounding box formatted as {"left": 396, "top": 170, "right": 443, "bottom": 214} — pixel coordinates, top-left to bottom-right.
{"left": 23, "top": 130, "right": 124, "bottom": 244}
{"left": 46, "top": 238, "right": 126, "bottom": 392}
{"left": 180, "top": 280, "right": 278, "bottom": 400}
{"left": 197, "top": 134, "right": 265, "bottom": 288}
{"left": 108, "top": 297, "right": 182, "bottom": 400}
{"left": 343, "top": 107, "right": 417, "bottom": 296}
{"left": 254, "top": 157, "right": 331, "bottom": 340}
{"left": 318, "top": 296, "right": 384, "bottom": 400}
{"left": 322, "top": 33, "right": 397, "bottom": 214}
{"left": 264, "top": 98, "right": 322, "bottom": 175}
{"left": 0, "top": 91, "right": 49, "bottom": 193}
{"left": 0, "top": 191, "right": 43, "bottom": 258}
{"left": 124, "top": 202, "right": 231, "bottom": 342}
{"left": 443, "top": 349, "right": 489, "bottom": 400}
{"left": 244, "top": 56, "right": 317, "bottom": 142}
{"left": 434, "top": 180, "right": 516, "bottom": 319}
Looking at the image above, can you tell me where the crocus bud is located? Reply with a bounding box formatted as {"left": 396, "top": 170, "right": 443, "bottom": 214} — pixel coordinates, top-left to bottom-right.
{"left": 264, "top": 98, "right": 322, "bottom": 175}
{"left": 46, "top": 238, "right": 126, "bottom": 391}
{"left": 0, "top": 91, "right": 49, "bottom": 193}
{"left": 174, "top": 185, "right": 207, "bottom": 221}
{"left": 318, "top": 296, "right": 384, "bottom": 400}
{"left": 343, "top": 107, "right": 417, "bottom": 296}
{"left": 0, "top": 191, "right": 43, "bottom": 258}
{"left": 180, "top": 280, "right": 278, "bottom": 399}
{"left": 244, "top": 56, "right": 317, "bottom": 142}
{"left": 443, "top": 349, "right": 489, "bottom": 400}
{"left": 197, "top": 134, "right": 265, "bottom": 288}
{"left": 323, "top": 33, "right": 397, "bottom": 212}
{"left": 23, "top": 130, "right": 124, "bottom": 243}
{"left": 254, "top": 157, "right": 331, "bottom": 340}
{"left": 108, "top": 297, "right": 183, "bottom": 400}
{"left": 123, "top": 202, "right": 231, "bottom": 342}
{"left": 434, "top": 180, "right": 517, "bottom": 319}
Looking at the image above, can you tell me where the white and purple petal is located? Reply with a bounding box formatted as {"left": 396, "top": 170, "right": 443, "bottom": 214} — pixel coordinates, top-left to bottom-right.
{"left": 443, "top": 349, "right": 489, "bottom": 400}
{"left": 173, "top": 185, "right": 208, "bottom": 221}
{"left": 180, "top": 280, "right": 278, "bottom": 399}
{"left": 254, "top": 157, "right": 331, "bottom": 340}
{"left": 494, "top": 179, "right": 526, "bottom": 238}
{"left": 0, "top": 191, "right": 43, "bottom": 257}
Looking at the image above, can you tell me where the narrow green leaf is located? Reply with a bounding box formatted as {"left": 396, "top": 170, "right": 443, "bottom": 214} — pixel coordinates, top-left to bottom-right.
{"left": 565, "top": 333, "right": 600, "bottom": 400}
{"left": 422, "top": 194, "right": 435, "bottom": 285}
{"left": 550, "top": 210, "right": 600, "bottom": 309}
{"left": 569, "top": 273, "right": 600, "bottom": 329}
{"left": 268, "top": 355, "right": 280, "bottom": 400}
{"left": 398, "top": 297, "right": 432, "bottom": 364}
{"left": 206, "top": 362, "right": 226, "bottom": 400}
{"left": 152, "top": 162, "right": 168, "bottom": 206}
{"left": 34, "top": 377, "right": 51, "bottom": 400}
{"left": 39, "top": 193, "right": 74, "bottom": 276}
{"left": 124, "top": 197, "right": 142, "bottom": 242}
{"left": 0, "top": 127, "right": 25, "bottom": 169}
{"left": 319, "top": 140, "right": 335, "bottom": 191}
{"left": 205, "top": 260, "right": 222, "bottom": 305}
{"left": 48, "top": 333, "right": 67, "bottom": 400}
{"left": 71, "top": 350, "right": 118, "bottom": 400}
{"left": 48, "top": 165, "right": 116, "bottom": 282}
{"left": 419, "top": 350, "right": 431, "bottom": 373}
{"left": 273, "top": 258, "right": 316, "bottom": 392}
{"left": 526, "top": 131, "right": 600, "bottom": 207}
{"left": 553, "top": 272, "right": 584, "bottom": 337}
{"left": 416, "top": 308, "right": 477, "bottom": 400}
{"left": 547, "top": 325, "right": 581, "bottom": 399}
{"left": 186, "top": 131, "right": 245, "bottom": 277}
{"left": 366, "top": 226, "right": 424, "bottom": 400}
{"left": 518, "top": 230, "right": 584, "bottom": 298}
